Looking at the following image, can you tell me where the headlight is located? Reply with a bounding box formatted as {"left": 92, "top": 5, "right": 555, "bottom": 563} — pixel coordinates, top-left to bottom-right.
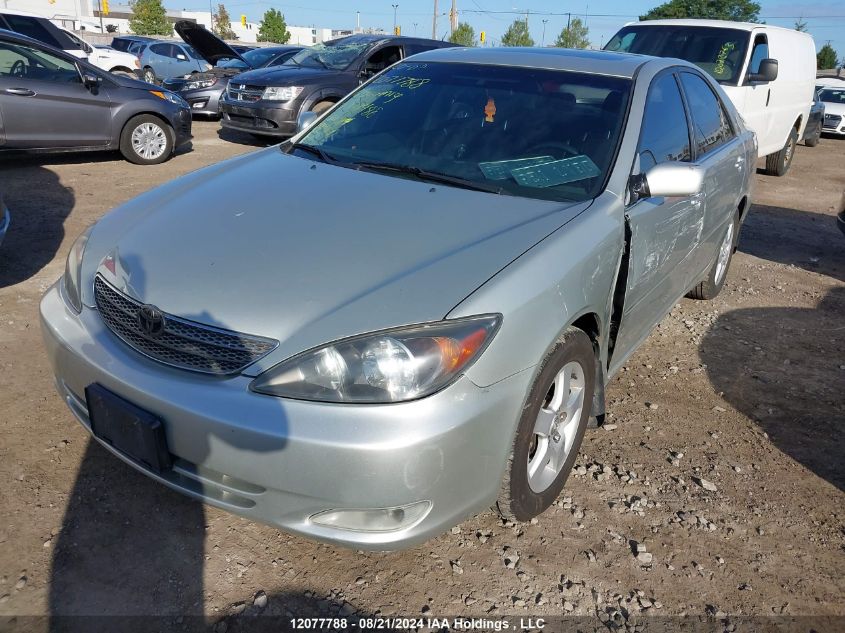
{"left": 149, "top": 90, "right": 188, "bottom": 107}
{"left": 262, "top": 85, "right": 303, "bottom": 101}
{"left": 183, "top": 77, "right": 217, "bottom": 90}
{"left": 251, "top": 315, "right": 501, "bottom": 403}
{"left": 62, "top": 228, "right": 92, "bottom": 313}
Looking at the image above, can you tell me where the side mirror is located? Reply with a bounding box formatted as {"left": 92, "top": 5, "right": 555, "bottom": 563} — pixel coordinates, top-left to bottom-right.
{"left": 629, "top": 163, "right": 704, "bottom": 203}
{"left": 748, "top": 58, "right": 778, "bottom": 83}
{"left": 296, "top": 110, "right": 318, "bottom": 133}
{"left": 81, "top": 71, "right": 102, "bottom": 88}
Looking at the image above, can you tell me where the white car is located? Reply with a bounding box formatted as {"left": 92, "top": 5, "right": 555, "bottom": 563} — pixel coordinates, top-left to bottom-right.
{"left": 818, "top": 84, "right": 845, "bottom": 136}
{"left": 61, "top": 28, "right": 141, "bottom": 77}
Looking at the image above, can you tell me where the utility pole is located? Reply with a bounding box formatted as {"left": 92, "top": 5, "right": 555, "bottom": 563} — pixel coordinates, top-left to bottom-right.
{"left": 209, "top": 0, "right": 214, "bottom": 31}
{"left": 392, "top": 4, "right": 398, "bottom": 33}
{"left": 432, "top": 0, "right": 438, "bottom": 39}
{"left": 450, "top": 0, "right": 457, "bottom": 34}
{"left": 98, "top": 0, "right": 104, "bottom": 32}
{"left": 541, "top": 18, "right": 548, "bottom": 46}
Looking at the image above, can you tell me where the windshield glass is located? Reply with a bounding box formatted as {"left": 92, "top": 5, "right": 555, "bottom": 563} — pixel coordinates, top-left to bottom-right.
{"left": 605, "top": 26, "right": 750, "bottom": 84}
{"left": 297, "top": 62, "right": 631, "bottom": 203}
{"left": 819, "top": 88, "right": 845, "bottom": 104}
{"left": 219, "top": 47, "right": 283, "bottom": 69}
{"left": 285, "top": 40, "right": 370, "bottom": 70}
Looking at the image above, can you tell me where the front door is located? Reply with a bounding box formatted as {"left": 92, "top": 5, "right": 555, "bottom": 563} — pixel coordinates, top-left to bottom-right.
{"left": 611, "top": 71, "right": 702, "bottom": 369}
{"left": 0, "top": 39, "right": 112, "bottom": 148}
{"left": 733, "top": 32, "right": 775, "bottom": 153}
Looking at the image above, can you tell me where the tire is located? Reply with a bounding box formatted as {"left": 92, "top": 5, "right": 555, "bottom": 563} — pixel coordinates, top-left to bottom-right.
{"left": 142, "top": 67, "right": 157, "bottom": 84}
{"left": 496, "top": 328, "right": 595, "bottom": 522}
{"left": 687, "top": 210, "right": 738, "bottom": 300}
{"left": 310, "top": 100, "right": 334, "bottom": 114}
{"left": 119, "top": 114, "right": 174, "bottom": 165}
{"left": 764, "top": 127, "right": 798, "bottom": 176}
{"left": 804, "top": 122, "right": 821, "bottom": 147}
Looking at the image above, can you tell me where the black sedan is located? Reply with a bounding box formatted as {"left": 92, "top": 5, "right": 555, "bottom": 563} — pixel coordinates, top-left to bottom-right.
{"left": 163, "top": 21, "right": 302, "bottom": 117}
{"left": 0, "top": 29, "right": 191, "bottom": 165}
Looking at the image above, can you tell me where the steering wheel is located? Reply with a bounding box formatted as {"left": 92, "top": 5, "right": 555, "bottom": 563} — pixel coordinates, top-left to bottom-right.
{"left": 10, "top": 60, "right": 26, "bottom": 77}
{"left": 530, "top": 141, "right": 580, "bottom": 159}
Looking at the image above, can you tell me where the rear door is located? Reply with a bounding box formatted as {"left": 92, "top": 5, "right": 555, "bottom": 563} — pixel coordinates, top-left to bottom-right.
{"left": 613, "top": 70, "right": 701, "bottom": 361}
{"left": 0, "top": 39, "right": 112, "bottom": 148}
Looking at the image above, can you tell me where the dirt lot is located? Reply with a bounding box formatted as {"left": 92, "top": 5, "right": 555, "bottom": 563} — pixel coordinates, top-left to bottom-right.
{"left": 0, "top": 123, "right": 843, "bottom": 630}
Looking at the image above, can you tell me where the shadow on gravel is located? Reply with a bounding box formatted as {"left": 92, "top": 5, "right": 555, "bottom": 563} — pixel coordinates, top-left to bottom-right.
{"left": 700, "top": 287, "right": 845, "bottom": 491}
{"left": 0, "top": 166, "right": 75, "bottom": 288}
{"left": 738, "top": 204, "right": 845, "bottom": 282}
{"left": 217, "top": 127, "right": 278, "bottom": 148}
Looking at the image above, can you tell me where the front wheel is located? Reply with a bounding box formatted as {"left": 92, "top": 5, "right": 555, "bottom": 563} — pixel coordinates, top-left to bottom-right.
{"left": 496, "top": 328, "right": 595, "bottom": 521}
{"left": 119, "top": 114, "right": 174, "bottom": 165}
{"left": 764, "top": 127, "right": 798, "bottom": 176}
{"left": 142, "top": 67, "right": 157, "bottom": 84}
{"left": 687, "top": 211, "right": 738, "bottom": 300}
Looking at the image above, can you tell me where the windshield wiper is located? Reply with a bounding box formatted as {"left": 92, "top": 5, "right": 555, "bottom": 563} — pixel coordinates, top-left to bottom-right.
{"left": 285, "top": 142, "right": 341, "bottom": 165}
{"left": 352, "top": 161, "right": 504, "bottom": 195}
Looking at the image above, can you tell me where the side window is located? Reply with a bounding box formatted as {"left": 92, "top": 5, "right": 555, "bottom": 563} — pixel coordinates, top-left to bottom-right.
{"left": 149, "top": 43, "right": 170, "bottom": 57}
{"left": 679, "top": 72, "right": 734, "bottom": 157}
{"left": 0, "top": 41, "right": 79, "bottom": 82}
{"left": 362, "top": 45, "right": 402, "bottom": 77}
{"left": 748, "top": 35, "right": 768, "bottom": 75}
{"left": 173, "top": 45, "right": 188, "bottom": 60}
{"left": 637, "top": 73, "right": 691, "bottom": 172}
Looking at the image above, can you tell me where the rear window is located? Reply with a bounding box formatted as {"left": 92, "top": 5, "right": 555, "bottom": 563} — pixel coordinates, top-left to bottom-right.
{"left": 605, "top": 25, "right": 750, "bottom": 85}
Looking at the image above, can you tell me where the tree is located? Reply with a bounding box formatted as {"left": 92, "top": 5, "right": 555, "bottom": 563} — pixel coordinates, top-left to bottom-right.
{"left": 129, "top": 0, "right": 171, "bottom": 36}
{"left": 554, "top": 17, "right": 590, "bottom": 49}
{"left": 817, "top": 43, "right": 838, "bottom": 70}
{"left": 793, "top": 17, "right": 808, "bottom": 32}
{"left": 501, "top": 19, "right": 534, "bottom": 47}
{"left": 448, "top": 22, "right": 476, "bottom": 46}
{"left": 213, "top": 4, "right": 238, "bottom": 40}
{"left": 640, "top": 0, "right": 760, "bottom": 22}
{"left": 257, "top": 8, "right": 291, "bottom": 44}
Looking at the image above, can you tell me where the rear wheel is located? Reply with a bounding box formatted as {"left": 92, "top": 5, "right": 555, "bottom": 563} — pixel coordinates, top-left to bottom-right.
{"left": 764, "top": 127, "right": 798, "bottom": 176}
{"left": 119, "top": 114, "right": 174, "bottom": 165}
{"left": 496, "top": 328, "right": 595, "bottom": 521}
{"left": 687, "top": 211, "right": 738, "bottom": 300}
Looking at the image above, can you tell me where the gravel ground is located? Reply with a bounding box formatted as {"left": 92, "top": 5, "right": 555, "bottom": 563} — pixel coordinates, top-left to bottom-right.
{"left": 0, "top": 123, "right": 842, "bottom": 630}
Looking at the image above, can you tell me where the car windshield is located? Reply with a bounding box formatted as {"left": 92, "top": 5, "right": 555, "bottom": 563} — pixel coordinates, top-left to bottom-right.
{"left": 285, "top": 40, "right": 370, "bottom": 70}
{"left": 296, "top": 62, "right": 631, "bottom": 203}
{"left": 605, "top": 25, "right": 750, "bottom": 85}
{"left": 819, "top": 88, "right": 845, "bottom": 104}
{"left": 218, "top": 47, "right": 284, "bottom": 69}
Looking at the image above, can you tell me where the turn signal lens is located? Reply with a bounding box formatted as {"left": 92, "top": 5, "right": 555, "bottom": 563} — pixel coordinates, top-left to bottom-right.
{"left": 250, "top": 315, "right": 501, "bottom": 403}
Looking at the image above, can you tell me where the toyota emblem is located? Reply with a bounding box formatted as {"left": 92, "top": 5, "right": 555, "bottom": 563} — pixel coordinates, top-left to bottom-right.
{"left": 137, "top": 304, "right": 165, "bottom": 337}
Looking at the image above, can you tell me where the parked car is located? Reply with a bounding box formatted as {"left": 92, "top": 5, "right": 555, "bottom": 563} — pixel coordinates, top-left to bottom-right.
{"left": 818, "top": 86, "right": 845, "bottom": 136}
{"left": 605, "top": 19, "right": 816, "bottom": 176}
{"left": 0, "top": 193, "right": 9, "bottom": 248}
{"left": 0, "top": 9, "right": 85, "bottom": 58}
{"left": 132, "top": 39, "right": 211, "bottom": 84}
{"left": 41, "top": 47, "right": 756, "bottom": 549}
{"left": 802, "top": 90, "right": 824, "bottom": 146}
{"left": 59, "top": 28, "right": 140, "bottom": 77}
{"left": 0, "top": 29, "right": 192, "bottom": 164}
{"left": 161, "top": 21, "right": 302, "bottom": 117}
{"left": 110, "top": 35, "right": 155, "bottom": 53}
{"left": 220, "top": 34, "right": 456, "bottom": 138}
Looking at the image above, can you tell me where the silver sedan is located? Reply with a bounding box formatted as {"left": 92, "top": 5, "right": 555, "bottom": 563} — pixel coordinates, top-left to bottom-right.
{"left": 41, "top": 47, "right": 755, "bottom": 550}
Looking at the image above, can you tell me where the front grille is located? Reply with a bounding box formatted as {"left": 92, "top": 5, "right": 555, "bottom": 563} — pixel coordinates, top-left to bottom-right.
{"left": 94, "top": 275, "right": 278, "bottom": 375}
{"left": 227, "top": 82, "right": 264, "bottom": 102}
{"left": 823, "top": 114, "right": 842, "bottom": 129}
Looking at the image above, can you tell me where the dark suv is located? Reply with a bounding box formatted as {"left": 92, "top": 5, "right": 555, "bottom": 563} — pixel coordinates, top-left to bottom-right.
{"left": 220, "top": 34, "right": 456, "bottom": 138}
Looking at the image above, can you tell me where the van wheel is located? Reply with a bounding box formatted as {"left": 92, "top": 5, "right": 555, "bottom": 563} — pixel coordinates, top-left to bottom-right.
{"left": 120, "top": 115, "right": 174, "bottom": 165}
{"left": 495, "top": 328, "right": 595, "bottom": 521}
{"left": 764, "top": 127, "right": 798, "bottom": 176}
{"left": 687, "top": 211, "right": 738, "bottom": 300}
{"left": 310, "top": 100, "right": 334, "bottom": 114}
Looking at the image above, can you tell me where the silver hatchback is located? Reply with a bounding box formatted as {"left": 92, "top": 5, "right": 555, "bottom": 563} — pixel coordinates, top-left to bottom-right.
{"left": 41, "top": 48, "right": 755, "bottom": 550}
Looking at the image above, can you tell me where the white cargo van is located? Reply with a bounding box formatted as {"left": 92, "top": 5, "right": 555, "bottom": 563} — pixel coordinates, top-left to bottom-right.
{"left": 605, "top": 20, "right": 816, "bottom": 176}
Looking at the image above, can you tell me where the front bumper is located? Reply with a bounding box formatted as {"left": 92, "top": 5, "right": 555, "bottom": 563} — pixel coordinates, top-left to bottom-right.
{"left": 822, "top": 114, "right": 845, "bottom": 135}
{"left": 167, "top": 106, "right": 193, "bottom": 147}
{"left": 40, "top": 283, "right": 531, "bottom": 550}
{"left": 179, "top": 85, "right": 226, "bottom": 117}
{"left": 220, "top": 96, "right": 299, "bottom": 137}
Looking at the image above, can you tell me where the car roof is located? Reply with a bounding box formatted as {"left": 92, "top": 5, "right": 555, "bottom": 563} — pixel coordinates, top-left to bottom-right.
{"left": 624, "top": 19, "right": 804, "bottom": 35}
{"left": 408, "top": 47, "right": 655, "bottom": 78}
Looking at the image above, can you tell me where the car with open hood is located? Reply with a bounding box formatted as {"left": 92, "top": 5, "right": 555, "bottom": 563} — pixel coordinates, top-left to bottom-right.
{"left": 162, "top": 21, "right": 302, "bottom": 117}
{"left": 220, "top": 34, "right": 456, "bottom": 138}
{"left": 41, "top": 47, "right": 755, "bottom": 549}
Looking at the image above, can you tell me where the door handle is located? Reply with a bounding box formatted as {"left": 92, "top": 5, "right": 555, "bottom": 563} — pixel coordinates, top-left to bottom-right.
{"left": 5, "top": 87, "right": 36, "bottom": 97}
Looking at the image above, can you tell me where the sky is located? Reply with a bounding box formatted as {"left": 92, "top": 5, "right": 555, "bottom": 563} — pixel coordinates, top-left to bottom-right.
{"left": 166, "top": 0, "right": 845, "bottom": 57}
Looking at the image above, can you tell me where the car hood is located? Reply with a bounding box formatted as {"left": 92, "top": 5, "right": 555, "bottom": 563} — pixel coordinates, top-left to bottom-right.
{"left": 822, "top": 101, "right": 845, "bottom": 116}
{"left": 175, "top": 19, "right": 245, "bottom": 66}
{"left": 229, "top": 65, "right": 342, "bottom": 86}
{"left": 163, "top": 67, "right": 241, "bottom": 90}
{"left": 81, "top": 149, "right": 589, "bottom": 375}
